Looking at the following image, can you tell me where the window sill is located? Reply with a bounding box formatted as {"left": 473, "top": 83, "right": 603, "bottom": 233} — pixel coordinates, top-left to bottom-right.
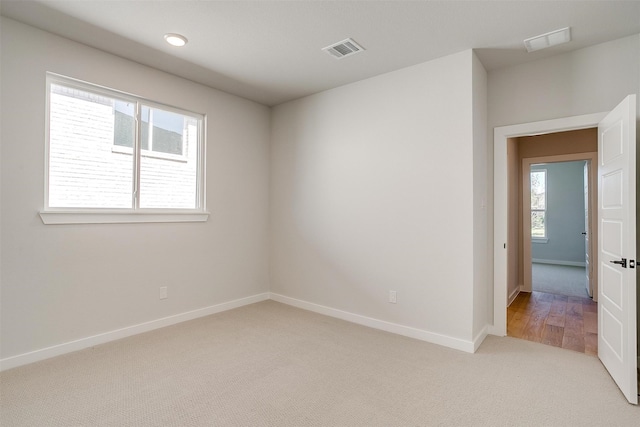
{"left": 39, "top": 211, "right": 209, "bottom": 225}
{"left": 532, "top": 237, "right": 549, "bottom": 243}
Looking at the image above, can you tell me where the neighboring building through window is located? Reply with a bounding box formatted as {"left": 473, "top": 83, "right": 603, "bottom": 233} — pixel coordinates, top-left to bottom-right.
{"left": 530, "top": 168, "right": 547, "bottom": 238}
{"left": 113, "top": 102, "right": 188, "bottom": 157}
{"left": 45, "top": 74, "right": 205, "bottom": 214}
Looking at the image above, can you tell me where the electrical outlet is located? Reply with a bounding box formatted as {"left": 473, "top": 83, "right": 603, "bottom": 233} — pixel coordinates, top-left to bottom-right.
{"left": 389, "top": 290, "right": 397, "bottom": 304}
{"left": 159, "top": 286, "right": 168, "bottom": 300}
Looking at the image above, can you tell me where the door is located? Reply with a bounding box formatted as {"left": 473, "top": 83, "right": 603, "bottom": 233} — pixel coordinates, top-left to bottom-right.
{"left": 598, "top": 94, "right": 637, "bottom": 404}
{"left": 584, "top": 161, "right": 592, "bottom": 297}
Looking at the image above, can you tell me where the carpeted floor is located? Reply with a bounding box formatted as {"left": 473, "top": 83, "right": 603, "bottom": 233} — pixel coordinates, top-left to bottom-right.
{"left": 1, "top": 300, "right": 638, "bottom": 426}
{"left": 532, "top": 263, "right": 590, "bottom": 298}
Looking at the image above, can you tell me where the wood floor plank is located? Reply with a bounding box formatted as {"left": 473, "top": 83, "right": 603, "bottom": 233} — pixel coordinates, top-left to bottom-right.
{"left": 568, "top": 296, "right": 588, "bottom": 305}
{"left": 537, "top": 292, "right": 555, "bottom": 303}
{"left": 564, "top": 305, "right": 584, "bottom": 330}
{"left": 522, "top": 301, "right": 551, "bottom": 317}
{"left": 552, "top": 294, "right": 569, "bottom": 302}
{"left": 522, "top": 310, "right": 547, "bottom": 342}
{"left": 546, "top": 301, "right": 567, "bottom": 327}
{"left": 531, "top": 291, "right": 545, "bottom": 301}
{"left": 515, "top": 291, "right": 531, "bottom": 303}
{"left": 516, "top": 295, "right": 537, "bottom": 313}
{"left": 583, "top": 311, "right": 598, "bottom": 334}
{"left": 507, "top": 311, "right": 530, "bottom": 339}
{"left": 508, "top": 290, "right": 597, "bottom": 356}
{"left": 532, "top": 302, "right": 552, "bottom": 315}
{"left": 563, "top": 310, "right": 585, "bottom": 352}
{"left": 508, "top": 294, "right": 525, "bottom": 312}
{"left": 562, "top": 332, "right": 586, "bottom": 353}
{"left": 583, "top": 302, "right": 597, "bottom": 313}
{"left": 541, "top": 324, "right": 564, "bottom": 347}
{"left": 566, "top": 302, "right": 583, "bottom": 317}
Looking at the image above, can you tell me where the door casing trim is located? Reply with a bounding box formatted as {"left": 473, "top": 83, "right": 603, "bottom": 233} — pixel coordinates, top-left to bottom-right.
{"left": 491, "top": 112, "right": 607, "bottom": 336}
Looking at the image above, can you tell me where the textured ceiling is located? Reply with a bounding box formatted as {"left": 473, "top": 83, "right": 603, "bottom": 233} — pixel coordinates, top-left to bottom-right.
{"left": 2, "top": 1, "right": 639, "bottom": 106}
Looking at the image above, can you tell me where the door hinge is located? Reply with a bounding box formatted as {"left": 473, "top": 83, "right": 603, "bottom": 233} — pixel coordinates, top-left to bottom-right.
{"left": 630, "top": 260, "right": 635, "bottom": 269}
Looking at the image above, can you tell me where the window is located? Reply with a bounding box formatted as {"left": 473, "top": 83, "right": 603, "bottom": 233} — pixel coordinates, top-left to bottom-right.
{"left": 530, "top": 169, "right": 547, "bottom": 238}
{"left": 42, "top": 74, "right": 207, "bottom": 224}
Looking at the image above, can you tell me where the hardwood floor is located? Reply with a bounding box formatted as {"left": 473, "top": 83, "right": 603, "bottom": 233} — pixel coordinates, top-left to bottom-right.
{"left": 507, "top": 291, "right": 597, "bottom": 355}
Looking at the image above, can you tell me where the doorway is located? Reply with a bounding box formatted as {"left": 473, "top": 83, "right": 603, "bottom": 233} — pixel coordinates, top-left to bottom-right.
{"left": 492, "top": 111, "right": 606, "bottom": 337}
{"left": 506, "top": 130, "right": 599, "bottom": 354}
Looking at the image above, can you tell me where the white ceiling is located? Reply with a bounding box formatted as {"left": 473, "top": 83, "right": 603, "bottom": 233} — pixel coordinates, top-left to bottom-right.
{"left": 2, "top": 1, "right": 639, "bottom": 106}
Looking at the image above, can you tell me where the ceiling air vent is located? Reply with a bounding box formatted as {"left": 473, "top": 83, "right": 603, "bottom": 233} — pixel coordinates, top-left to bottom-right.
{"left": 322, "top": 38, "right": 365, "bottom": 59}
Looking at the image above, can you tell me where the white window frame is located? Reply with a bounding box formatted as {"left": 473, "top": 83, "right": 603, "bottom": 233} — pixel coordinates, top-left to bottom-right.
{"left": 111, "top": 99, "right": 191, "bottom": 163}
{"left": 40, "top": 73, "right": 208, "bottom": 224}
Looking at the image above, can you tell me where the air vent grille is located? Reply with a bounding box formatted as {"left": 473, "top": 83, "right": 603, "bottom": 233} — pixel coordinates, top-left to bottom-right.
{"left": 322, "top": 38, "right": 365, "bottom": 59}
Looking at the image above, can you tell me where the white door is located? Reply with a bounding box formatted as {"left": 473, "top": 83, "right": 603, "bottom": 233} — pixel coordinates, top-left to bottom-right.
{"left": 584, "top": 162, "right": 592, "bottom": 297}
{"left": 598, "top": 94, "right": 637, "bottom": 404}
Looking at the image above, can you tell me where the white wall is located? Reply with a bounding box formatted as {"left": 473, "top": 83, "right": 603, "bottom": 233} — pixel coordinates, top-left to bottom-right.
{"left": 270, "top": 50, "right": 486, "bottom": 348}
{"left": 489, "top": 35, "right": 640, "bottom": 128}
{"left": 472, "top": 53, "right": 489, "bottom": 340}
{"left": 0, "top": 18, "right": 271, "bottom": 360}
{"left": 488, "top": 34, "right": 640, "bottom": 323}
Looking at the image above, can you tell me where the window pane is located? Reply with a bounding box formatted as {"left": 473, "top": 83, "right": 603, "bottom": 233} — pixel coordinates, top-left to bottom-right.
{"left": 141, "top": 105, "right": 184, "bottom": 155}
{"left": 140, "top": 107, "right": 150, "bottom": 151}
{"left": 49, "top": 84, "right": 133, "bottom": 208}
{"left": 531, "top": 211, "right": 545, "bottom": 237}
{"left": 113, "top": 100, "right": 135, "bottom": 148}
{"left": 530, "top": 170, "right": 546, "bottom": 209}
{"left": 139, "top": 113, "right": 199, "bottom": 209}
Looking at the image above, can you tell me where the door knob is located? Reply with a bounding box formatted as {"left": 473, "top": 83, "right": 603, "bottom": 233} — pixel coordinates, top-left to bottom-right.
{"left": 581, "top": 232, "right": 587, "bottom": 235}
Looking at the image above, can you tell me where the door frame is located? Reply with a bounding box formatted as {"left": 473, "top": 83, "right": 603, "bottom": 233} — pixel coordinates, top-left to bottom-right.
{"left": 522, "top": 153, "right": 598, "bottom": 298}
{"left": 492, "top": 112, "right": 606, "bottom": 336}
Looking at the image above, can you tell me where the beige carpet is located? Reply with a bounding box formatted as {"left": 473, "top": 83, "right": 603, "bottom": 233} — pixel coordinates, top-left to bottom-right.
{"left": 1, "top": 300, "right": 638, "bottom": 426}
{"left": 532, "top": 263, "right": 589, "bottom": 298}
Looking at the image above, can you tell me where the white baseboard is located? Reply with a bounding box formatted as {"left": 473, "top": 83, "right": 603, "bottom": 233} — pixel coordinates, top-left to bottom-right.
{"left": 0, "top": 291, "right": 500, "bottom": 371}
{"left": 487, "top": 324, "right": 504, "bottom": 337}
{"left": 472, "top": 325, "right": 489, "bottom": 352}
{"left": 269, "top": 292, "right": 476, "bottom": 353}
{"left": 507, "top": 286, "right": 521, "bottom": 307}
{"left": 0, "top": 293, "right": 270, "bottom": 372}
{"left": 532, "top": 259, "right": 586, "bottom": 267}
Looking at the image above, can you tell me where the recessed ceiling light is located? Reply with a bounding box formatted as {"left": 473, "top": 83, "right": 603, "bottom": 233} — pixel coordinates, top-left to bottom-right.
{"left": 524, "top": 27, "right": 571, "bottom": 53}
{"left": 164, "top": 33, "right": 188, "bottom": 47}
